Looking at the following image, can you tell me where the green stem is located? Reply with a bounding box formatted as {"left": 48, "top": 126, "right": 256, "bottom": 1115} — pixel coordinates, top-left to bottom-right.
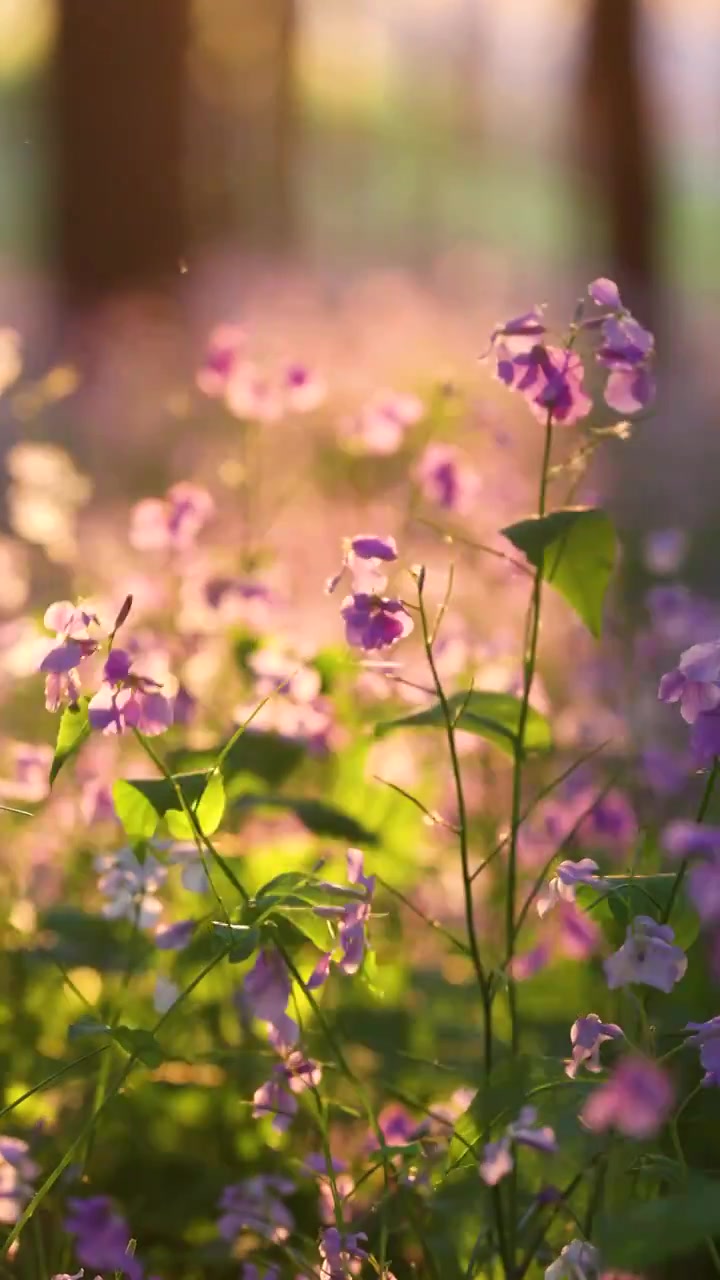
{"left": 417, "top": 576, "right": 493, "bottom": 1076}
{"left": 663, "top": 756, "right": 719, "bottom": 923}
{"left": 506, "top": 413, "right": 553, "bottom": 1052}
{"left": 504, "top": 412, "right": 553, "bottom": 1270}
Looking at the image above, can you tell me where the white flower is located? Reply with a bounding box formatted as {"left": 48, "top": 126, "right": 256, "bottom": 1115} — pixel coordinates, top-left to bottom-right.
{"left": 545, "top": 1238, "right": 600, "bottom": 1280}
{"left": 95, "top": 846, "right": 167, "bottom": 928}
{"left": 536, "top": 859, "right": 605, "bottom": 919}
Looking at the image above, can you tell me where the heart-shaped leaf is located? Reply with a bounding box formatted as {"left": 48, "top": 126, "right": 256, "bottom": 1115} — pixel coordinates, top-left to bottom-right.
{"left": 502, "top": 507, "right": 616, "bottom": 637}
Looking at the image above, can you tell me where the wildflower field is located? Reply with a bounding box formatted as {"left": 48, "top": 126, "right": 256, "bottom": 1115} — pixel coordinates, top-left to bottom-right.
{"left": 1, "top": 277, "right": 720, "bottom": 1280}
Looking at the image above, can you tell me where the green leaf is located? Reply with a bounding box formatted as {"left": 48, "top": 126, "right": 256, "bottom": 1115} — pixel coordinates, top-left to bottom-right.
{"left": 112, "top": 779, "right": 159, "bottom": 841}
{"left": 596, "top": 1176, "right": 720, "bottom": 1269}
{"left": 211, "top": 922, "right": 260, "bottom": 963}
{"left": 49, "top": 699, "right": 91, "bottom": 786}
{"left": 502, "top": 507, "right": 616, "bottom": 637}
{"left": 169, "top": 730, "right": 305, "bottom": 788}
{"left": 234, "top": 794, "right": 378, "bottom": 844}
{"left": 111, "top": 1026, "right": 167, "bottom": 1068}
{"left": 121, "top": 772, "right": 209, "bottom": 818}
{"left": 580, "top": 874, "right": 700, "bottom": 951}
{"left": 166, "top": 772, "right": 226, "bottom": 839}
{"left": 375, "top": 691, "right": 552, "bottom": 758}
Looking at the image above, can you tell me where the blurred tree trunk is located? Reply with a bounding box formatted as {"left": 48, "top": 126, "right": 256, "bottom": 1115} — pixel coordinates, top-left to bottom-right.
{"left": 578, "top": 0, "right": 658, "bottom": 315}
{"left": 187, "top": 0, "right": 297, "bottom": 251}
{"left": 56, "top": 0, "right": 189, "bottom": 302}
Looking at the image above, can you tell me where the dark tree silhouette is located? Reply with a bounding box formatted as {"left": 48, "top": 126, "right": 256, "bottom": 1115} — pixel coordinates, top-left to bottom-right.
{"left": 55, "top": 0, "right": 189, "bottom": 301}
{"left": 578, "top": 0, "right": 658, "bottom": 313}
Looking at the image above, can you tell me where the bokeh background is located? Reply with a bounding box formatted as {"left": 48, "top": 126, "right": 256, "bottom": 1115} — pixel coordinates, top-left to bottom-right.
{"left": 1, "top": 0, "right": 720, "bottom": 536}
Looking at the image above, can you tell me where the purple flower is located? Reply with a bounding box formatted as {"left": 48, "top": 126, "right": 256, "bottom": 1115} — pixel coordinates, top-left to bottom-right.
{"left": 40, "top": 600, "right": 101, "bottom": 711}
{"left": 0, "top": 1136, "right": 38, "bottom": 1225}
{"left": 588, "top": 277, "right": 622, "bottom": 309}
{"left": 596, "top": 312, "right": 656, "bottom": 414}
{"left": 376, "top": 1102, "right": 418, "bottom": 1147}
{"left": 509, "top": 942, "right": 551, "bottom": 981}
{"left": 129, "top": 482, "right": 214, "bottom": 552}
{"left": 576, "top": 789, "right": 638, "bottom": 857}
{"left": 283, "top": 363, "right": 326, "bottom": 413}
{"left": 479, "top": 1137, "right": 515, "bottom": 1186}
{"left": 480, "top": 1107, "right": 557, "bottom": 1186}
{"left": 95, "top": 846, "right": 166, "bottom": 930}
{"left": 659, "top": 640, "right": 720, "bottom": 723}
{"left": 350, "top": 535, "right": 398, "bottom": 563}
{"left": 489, "top": 307, "right": 546, "bottom": 343}
{"left": 196, "top": 324, "right": 246, "bottom": 397}
{"left": 604, "top": 915, "right": 687, "bottom": 993}
{"left": 641, "top": 747, "right": 691, "bottom": 796}
{"left": 687, "top": 859, "right": 720, "bottom": 926}
{"left": 252, "top": 1050, "right": 322, "bottom": 1132}
{"left": 581, "top": 1057, "right": 674, "bottom": 1138}
{"left": 494, "top": 342, "right": 592, "bottom": 426}
{"left": 243, "top": 949, "right": 298, "bottom": 1048}
{"left": 557, "top": 901, "right": 601, "bottom": 960}
{"left": 88, "top": 648, "right": 176, "bottom": 737}
{"left": 341, "top": 593, "right": 413, "bottom": 652}
{"left": 662, "top": 820, "right": 720, "bottom": 860}
{"left": 414, "top": 443, "right": 480, "bottom": 515}
{"left": 217, "top": 1176, "right": 294, "bottom": 1244}
{"left": 310, "top": 849, "right": 375, "bottom": 986}
{"left": 65, "top": 1196, "right": 143, "bottom": 1280}
{"left": 565, "top": 1013, "right": 623, "bottom": 1079}
{"left": 691, "top": 708, "right": 720, "bottom": 763}
{"left": 319, "top": 1227, "right": 369, "bottom": 1280}
{"left": 326, "top": 534, "right": 398, "bottom": 597}
{"left": 154, "top": 918, "right": 196, "bottom": 950}
{"left": 536, "top": 858, "right": 605, "bottom": 919}
{"left": 644, "top": 528, "right": 688, "bottom": 577}
{"left": 684, "top": 1018, "right": 720, "bottom": 1086}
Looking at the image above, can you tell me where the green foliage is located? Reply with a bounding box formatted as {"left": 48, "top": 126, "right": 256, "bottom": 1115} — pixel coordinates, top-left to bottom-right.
{"left": 112, "top": 779, "right": 160, "bottom": 841}
{"left": 167, "top": 772, "right": 226, "bottom": 839}
{"left": 233, "top": 793, "right": 378, "bottom": 843}
{"left": 49, "top": 699, "right": 91, "bottom": 785}
{"left": 502, "top": 507, "right": 616, "bottom": 637}
{"left": 596, "top": 1176, "right": 720, "bottom": 1269}
{"left": 375, "top": 690, "right": 552, "bottom": 758}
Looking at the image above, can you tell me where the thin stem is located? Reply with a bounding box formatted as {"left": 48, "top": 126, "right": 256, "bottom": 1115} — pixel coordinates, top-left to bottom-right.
{"left": 3, "top": 948, "right": 230, "bottom": 1254}
{"left": 0, "top": 1048, "right": 108, "bottom": 1121}
{"left": 506, "top": 413, "right": 553, "bottom": 1055}
{"left": 663, "top": 757, "right": 719, "bottom": 923}
{"left": 416, "top": 575, "right": 493, "bottom": 1076}
{"left": 469, "top": 739, "right": 611, "bottom": 883}
{"left": 504, "top": 412, "right": 553, "bottom": 1270}
{"left": 669, "top": 1105, "right": 720, "bottom": 1275}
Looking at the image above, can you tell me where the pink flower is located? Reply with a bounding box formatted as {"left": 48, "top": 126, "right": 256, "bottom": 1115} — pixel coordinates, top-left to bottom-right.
{"left": 40, "top": 600, "right": 101, "bottom": 711}
{"left": 196, "top": 324, "right": 246, "bottom": 397}
{"left": 129, "top": 482, "right": 214, "bottom": 552}
{"left": 566, "top": 1013, "right": 623, "bottom": 1079}
{"left": 581, "top": 1057, "right": 674, "bottom": 1138}
{"left": 88, "top": 649, "right": 176, "bottom": 737}
{"left": 340, "top": 391, "right": 423, "bottom": 455}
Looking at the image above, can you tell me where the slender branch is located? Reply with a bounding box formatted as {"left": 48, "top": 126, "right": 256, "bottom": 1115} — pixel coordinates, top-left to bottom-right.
{"left": 506, "top": 413, "right": 554, "bottom": 1054}
{"left": 416, "top": 573, "right": 494, "bottom": 1076}
{"left": 663, "top": 756, "right": 719, "bottom": 923}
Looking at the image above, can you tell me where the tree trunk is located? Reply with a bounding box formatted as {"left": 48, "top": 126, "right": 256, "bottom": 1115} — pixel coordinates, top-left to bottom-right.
{"left": 55, "top": 0, "right": 189, "bottom": 302}
{"left": 578, "top": 0, "right": 657, "bottom": 315}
